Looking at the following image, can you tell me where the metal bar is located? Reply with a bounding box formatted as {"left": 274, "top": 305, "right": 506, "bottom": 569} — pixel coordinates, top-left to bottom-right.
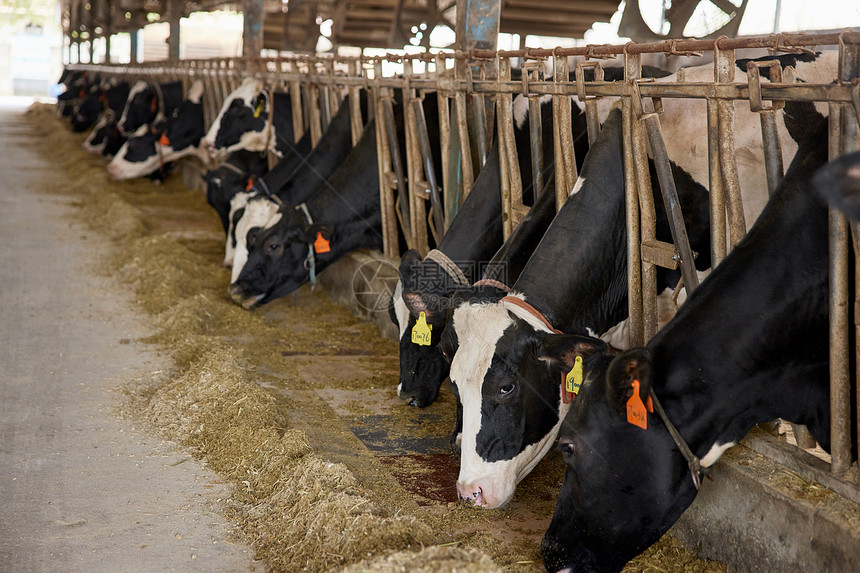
{"left": 553, "top": 53, "right": 576, "bottom": 212}
{"left": 436, "top": 54, "right": 455, "bottom": 231}
{"left": 412, "top": 98, "right": 445, "bottom": 242}
{"left": 747, "top": 60, "right": 785, "bottom": 196}
{"left": 381, "top": 95, "right": 411, "bottom": 240}
{"left": 308, "top": 82, "right": 323, "bottom": 147}
{"left": 372, "top": 61, "right": 399, "bottom": 259}
{"left": 642, "top": 112, "right": 700, "bottom": 293}
{"left": 623, "top": 53, "right": 645, "bottom": 347}
{"left": 528, "top": 94, "right": 544, "bottom": 199}
{"left": 472, "top": 91, "right": 489, "bottom": 169}
{"left": 707, "top": 98, "right": 727, "bottom": 267}
{"left": 454, "top": 64, "right": 475, "bottom": 202}
{"left": 348, "top": 60, "right": 364, "bottom": 146}
{"left": 403, "top": 60, "right": 428, "bottom": 255}
{"left": 715, "top": 44, "right": 748, "bottom": 249}
{"left": 497, "top": 57, "right": 515, "bottom": 240}
{"left": 290, "top": 78, "right": 304, "bottom": 143}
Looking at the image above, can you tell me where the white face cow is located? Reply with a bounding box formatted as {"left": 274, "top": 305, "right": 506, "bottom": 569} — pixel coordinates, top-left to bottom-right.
{"left": 225, "top": 194, "right": 281, "bottom": 283}
{"left": 203, "top": 77, "right": 273, "bottom": 161}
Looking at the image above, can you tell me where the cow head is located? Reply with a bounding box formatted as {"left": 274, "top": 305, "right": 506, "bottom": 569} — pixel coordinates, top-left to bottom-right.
{"left": 228, "top": 205, "right": 327, "bottom": 309}
{"left": 226, "top": 193, "right": 281, "bottom": 275}
{"left": 203, "top": 78, "right": 270, "bottom": 160}
{"left": 446, "top": 293, "right": 606, "bottom": 509}
{"left": 107, "top": 81, "right": 205, "bottom": 180}
{"left": 205, "top": 150, "right": 270, "bottom": 233}
{"left": 117, "top": 80, "right": 158, "bottom": 136}
{"left": 391, "top": 249, "right": 455, "bottom": 408}
{"left": 70, "top": 83, "right": 103, "bottom": 132}
{"left": 541, "top": 347, "right": 698, "bottom": 573}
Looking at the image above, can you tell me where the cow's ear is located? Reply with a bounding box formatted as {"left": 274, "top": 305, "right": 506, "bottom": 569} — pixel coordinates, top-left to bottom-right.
{"left": 246, "top": 225, "right": 261, "bottom": 249}
{"left": 398, "top": 249, "right": 423, "bottom": 283}
{"left": 301, "top": 223, "right": 332, "bottom": 253}
{"left": 605, "top": 348, "right": 652, "bottom": 415}
{"left": 538, "top": 333, "right": 606, "bottom": 374}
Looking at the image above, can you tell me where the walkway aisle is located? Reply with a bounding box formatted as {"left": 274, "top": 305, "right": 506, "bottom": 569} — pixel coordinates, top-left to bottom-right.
{"left": 0, "top": 100, "right": 256, "bottom": 573}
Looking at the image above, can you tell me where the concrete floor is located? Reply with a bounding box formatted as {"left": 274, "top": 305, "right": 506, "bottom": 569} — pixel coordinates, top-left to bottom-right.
{"left": 0, "top": 100, "right": 257, "bottom": 572}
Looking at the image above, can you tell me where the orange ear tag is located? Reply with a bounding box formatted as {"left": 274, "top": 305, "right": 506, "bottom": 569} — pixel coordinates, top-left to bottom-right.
{"left": 150, "top": 97, "right": 157, "bottom": 113}
{"left": 626, "top": 379, "right": 649, "bottom": 430}
{"left": 159, "top": 133, "right": 170, "bottom": 146}
{"left": 313, "top": 232, "right": 331, "bottom": 254}
{"left": 246, "top": 178, "right": 255, "bottom": 191}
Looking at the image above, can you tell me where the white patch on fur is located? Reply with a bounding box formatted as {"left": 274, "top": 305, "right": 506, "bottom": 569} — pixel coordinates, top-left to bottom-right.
{"left": 700, "top": 441, "right": 736, "bottom": 467}
{"left": 392, "top": 280, "right": 410, "bottom": 340}
{"left": 230, "top": 196, "right": 280, "bottom": 283}
{"left": 450, "top": 297, "right": 568, "bottom": 508}
{"left": 513, "top": 93, "right": 553, "bottom": 130}
{"left": 569, "top": 176, "right": 586, "bottom": 197}
{"left": 202, "top": 77, "right": 264, "bottom": 156}
{"left": 187, "top": 80, "right": 204, "bottom": 104}
{"left": 224, "top": 191, "right": 252, "bottom": 266}
{"left": 117, "top": 80, "right": 149, "bottom": 133}
{"left": 82, "top": 114, "right": 111, "bottom": 153}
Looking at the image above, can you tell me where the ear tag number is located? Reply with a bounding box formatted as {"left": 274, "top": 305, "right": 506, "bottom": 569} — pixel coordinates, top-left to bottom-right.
{"left": 254, "top": 102, "right": 264, "bottom": 118}
{"left": 565, "top": 356, "right": 584, "bottom": 395}
{"left": 626, "top": 379, "right": 648, "bottom": 430}
{"left": 411, "top": 312, "right": 432, "bottom": 346}
{"left": 159, "top": 133, "right": 170, "bottom": 146}
{"left": 313, "top": 232, "right": 331, "bottom": 254}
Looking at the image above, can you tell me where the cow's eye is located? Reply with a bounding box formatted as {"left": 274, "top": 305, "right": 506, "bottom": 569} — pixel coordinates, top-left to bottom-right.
{"left": 560, "top": 441, "right": 575, "bottom": 457}
{"left": 499, "top": 383, "right": 516, "bottom": 395}
{"left": 268, "top": 242, "right": 280, "bottom": 252}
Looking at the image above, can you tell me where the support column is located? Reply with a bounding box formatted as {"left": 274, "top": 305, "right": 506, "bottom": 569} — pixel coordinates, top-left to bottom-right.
{"left": 242, "top": 0, "right": 264, "bottom": 58}
{"left": 454, "top": 0, "right": 501, "bottom": 52}
{"left": 130, "top": 28, "right": 139, "bottom": 63}
{"left": 167, "top": 0, "right": 181, "bottom": 60}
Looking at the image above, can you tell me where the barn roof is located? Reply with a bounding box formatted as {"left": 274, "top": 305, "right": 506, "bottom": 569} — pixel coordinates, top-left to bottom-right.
{"left": 61, "top": 0, "right": 622, "bottom": 51}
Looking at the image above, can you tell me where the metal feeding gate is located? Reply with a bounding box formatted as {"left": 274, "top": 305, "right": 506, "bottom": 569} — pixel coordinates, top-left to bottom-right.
{"left": 68, "top": 30, "right": 860, "bottom": 502}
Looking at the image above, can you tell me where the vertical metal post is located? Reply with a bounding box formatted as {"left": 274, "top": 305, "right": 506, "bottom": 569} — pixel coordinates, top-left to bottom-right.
{"left": 290, "top": 71, "right": 304, "bottom": 143}
{"left": 403, "top": 60, "right": 428, "bottom": 254}
{"left": 454, "top": 57, "right": 474, "bottom": 202}
{"left": 707, "top": 97, "right": 727, "bottom": 267}
{"left": 746, "top": 60, "right": 785, "bottom": 197}
{"left": 436, "top": 54, "right": 454, "bottom": 231}
{"left": 129, "top": 28, "right": 139, "bottom": 64}
{"left": 624, "top": 53, "right": 646, "bottom": 346}
{"left": 167, "top": 0, "right": 181, "bottom": 60}
{"left": 714, "top": 41, "right": 747, "bottom": 248}
{"left": 553, "top": 52, "right": 576, "bottom": 213}
{"left": 373, "top": 60, "right": 400, "bottom": 259}
{"left": 242, "top": 0, "right": 264, "bottom": 58}
{"left": 348, "top": 60, "right": 364, "bottom": 146}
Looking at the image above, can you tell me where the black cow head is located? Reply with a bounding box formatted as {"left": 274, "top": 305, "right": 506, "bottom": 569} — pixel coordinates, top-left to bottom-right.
{"left": 205, "top": 150, "right": 269, "bottom": 233}
{"left": 204, "top": 78, "right": 269, "bottom": 158}
{"left": 541, "top": 346, "right": 698, "bottom": 573}
{"left": 70, "top": 84, "right": 103, "bottom": 132}
{"left": 391, "top": 249, "right": 456, "bottom": 408}
{"left": 107, "top": 84, "right": 205, "bottom": 180}
{"left": 118, "top": 80, "right": 158, "bottom": 136}
{"left": 228, "top": 205, "right": 327, "bottom": 309}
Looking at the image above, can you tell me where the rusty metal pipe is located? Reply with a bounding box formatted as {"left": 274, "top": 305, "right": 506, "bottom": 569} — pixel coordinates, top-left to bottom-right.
{"left": 707, "top": 98, "right": 727, "bottom": 267}
{"left": 381, "top": 96, "right": 411, "bottom": 237}
{"left": 759, "top": 110, "right": 784, "bottom": 196}
{"left": 412, "top": 98, "right": 445, "bottom": 242}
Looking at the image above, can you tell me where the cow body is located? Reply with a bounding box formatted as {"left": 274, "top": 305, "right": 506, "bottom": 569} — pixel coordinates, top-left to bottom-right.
{"left": 392, "top": 93, "right": 589, "bottom": 408}
{"left": 222, "top": 94, "right": 370, "bottom": 273}
{"left": 81, "top": 80, "right": 131, "bottom": 153}
{"left": 540, "top": 117, "right": 833, "bottom": 573}
{"left": 229, "top": 93, "right": 441, "bottom": 308}
{"left": 107, "top": 81, "right": 206, "bottom": 179}
{"left": 445, "top": 108, "right": 713, "bottom": 509}
{"left": 206, "top": 150, "right": 271, "bottom": 233}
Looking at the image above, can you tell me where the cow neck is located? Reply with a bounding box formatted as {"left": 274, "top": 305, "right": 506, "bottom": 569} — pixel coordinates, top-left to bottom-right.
{"left": 296, "top": 203, "right": 319, "bottom": 288}
{"left": 482, "top": 181, "right": 557, "bottom": 288}
{"left": 646, "top": 134, "right": 830, "bottom": 476}
{"left": 500, "top": 295, "right": 561, "bottom": 334}
{"left": 512, "top": 110, "right": 628, "bottom": 334}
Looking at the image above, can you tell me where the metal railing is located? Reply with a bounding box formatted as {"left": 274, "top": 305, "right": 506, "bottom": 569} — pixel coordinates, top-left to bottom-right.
{"left": 67, "top": 30, "right": 860, "bottom": 501}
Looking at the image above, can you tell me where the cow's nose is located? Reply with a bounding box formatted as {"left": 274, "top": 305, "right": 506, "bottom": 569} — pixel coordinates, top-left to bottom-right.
{"left": 457, "top": 483, "right": 485, "bottom": 507}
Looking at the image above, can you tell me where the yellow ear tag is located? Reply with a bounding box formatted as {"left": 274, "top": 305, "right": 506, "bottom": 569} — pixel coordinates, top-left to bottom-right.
{"left": 411, "top": 311, "right": 432, "bottom": 346}
{"left": 253, "top": 102, "right": 263, "bottom": 119}
{"left": 565, "top": 356, "right": 584, "bottom": 395}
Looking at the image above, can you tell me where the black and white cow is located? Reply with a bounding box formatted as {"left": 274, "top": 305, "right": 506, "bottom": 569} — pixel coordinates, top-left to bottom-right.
{"left": 206, "top": 150, "right": 271, "bottom": 233}
{"left": 222, "top": 92, "right": 370, "bottom": 273}
{"left": 70, "top": 77, "right": 126, "bottom": 132}
{"left": 107, "top": 80, "right": 206, "bottom": 179}
{"left": 56, "top": 70, "right": 91, "bottom": 117}
{"left": 228, "top": 94, "right": 440, "bottom": 308}
{"left": 439, "top": 52, "right": 838, "bottom": 510}
{"left": 116, "top": 79, "right": 183, "bottom": 138}
{"left": 203, "top": 77, "right": 312, "bottom": 161}
{"left": 391, "top": 92, "right": 590, "bottom": 408}
{"left": 80, "top": 80, "right": 131, "bottom": 153}
{"left": 440, "top": 108, "right": 713, "bottom": 509}
{"left": 540, "top": 115, "right": 835, "bottom": 573}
